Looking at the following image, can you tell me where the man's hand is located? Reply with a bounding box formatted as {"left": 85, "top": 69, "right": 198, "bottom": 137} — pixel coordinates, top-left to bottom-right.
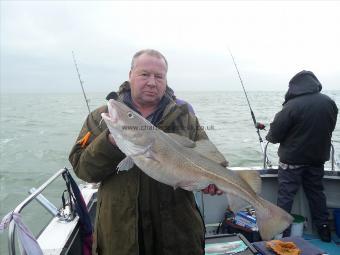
{"left": 202, "top": 184, "right": 223, "bottom": 195}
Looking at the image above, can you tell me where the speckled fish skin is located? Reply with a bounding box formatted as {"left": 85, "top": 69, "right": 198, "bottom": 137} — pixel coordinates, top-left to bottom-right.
{"left": 101, "top": 99, "right": 293, "bottom": 240}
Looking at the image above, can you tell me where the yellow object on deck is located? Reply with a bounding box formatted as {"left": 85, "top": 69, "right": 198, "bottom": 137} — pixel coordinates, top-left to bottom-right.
{"left": 266, "top": 240, "right": 301, "bottom": 255}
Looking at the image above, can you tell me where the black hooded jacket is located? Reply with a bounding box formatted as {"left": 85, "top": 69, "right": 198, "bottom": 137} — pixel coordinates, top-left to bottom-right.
{"left": 266, "top": 70, "right": 338, "bottom": 165}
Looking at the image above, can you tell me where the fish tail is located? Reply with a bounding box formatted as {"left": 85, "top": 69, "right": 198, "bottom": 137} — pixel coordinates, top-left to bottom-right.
{"left": 255, "top": 198, "right": 293, "bottom": 240}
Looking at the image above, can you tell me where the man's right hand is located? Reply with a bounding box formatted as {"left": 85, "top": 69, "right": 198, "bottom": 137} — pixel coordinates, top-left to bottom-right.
{"left": 202, "top": 184, "right": 223, "bottom": 196}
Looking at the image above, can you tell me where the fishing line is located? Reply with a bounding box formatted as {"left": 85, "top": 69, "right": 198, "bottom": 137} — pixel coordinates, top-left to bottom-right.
{"left": 227, "top": 48, "right": 272, "bottom": 167}
{"left": 227, "top": 49, "right": 263, "bottom": 130}
{"left": 72, "top": 51, "right": 91, "bottom": 115}
{"left": 72, "top": 52, "right": 104, "bottom": 138}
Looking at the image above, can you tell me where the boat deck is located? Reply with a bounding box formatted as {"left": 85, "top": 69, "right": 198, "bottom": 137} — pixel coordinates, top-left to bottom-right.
{"left": 305, "top": 233, "right": 340, "bottom": 255}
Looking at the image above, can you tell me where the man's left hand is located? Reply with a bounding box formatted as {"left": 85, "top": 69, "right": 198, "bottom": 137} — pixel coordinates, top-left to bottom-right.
{"left": 202, "top": 184, "right": 223, "bottom": 195}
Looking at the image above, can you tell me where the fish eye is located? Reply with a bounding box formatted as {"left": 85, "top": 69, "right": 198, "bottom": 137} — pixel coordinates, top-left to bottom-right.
{"left": 127, "top": 112, "right": 134, "bottom": 118}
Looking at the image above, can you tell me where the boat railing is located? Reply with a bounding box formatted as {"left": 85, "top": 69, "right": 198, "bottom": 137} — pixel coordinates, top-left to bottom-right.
{"left": 330, "top": 143, "right": 336, "bottom": 171}
{"left": 263, "top": 141, "right": 270, "bottom": 169}
{"left": 263, "top": 141, "right": 337, "bottom": 170}
{"left": 8, "top": 168, "right": 68, "bottom": 255}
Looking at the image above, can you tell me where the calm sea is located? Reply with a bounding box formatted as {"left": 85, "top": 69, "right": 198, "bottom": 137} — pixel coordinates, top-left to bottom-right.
{"left": 0, "top": 91, "right": 339, "bottom": 252}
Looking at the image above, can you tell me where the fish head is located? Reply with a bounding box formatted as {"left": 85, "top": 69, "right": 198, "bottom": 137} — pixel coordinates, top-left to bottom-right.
{"left": 101, "top": 99, "right": 155, "bottom": 155}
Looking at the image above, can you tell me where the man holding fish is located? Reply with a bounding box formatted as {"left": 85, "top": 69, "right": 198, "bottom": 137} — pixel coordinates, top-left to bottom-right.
{"left": 70, "top": 49, "right": 292, "bottom": 255}
{"left": 70, "top": 49, "right": 226, "bottom": 255}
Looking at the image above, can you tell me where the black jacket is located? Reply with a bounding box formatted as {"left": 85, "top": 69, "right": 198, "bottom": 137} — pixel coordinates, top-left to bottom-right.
{"left": 266, "top": 70, "right": 338, "bottom": 165}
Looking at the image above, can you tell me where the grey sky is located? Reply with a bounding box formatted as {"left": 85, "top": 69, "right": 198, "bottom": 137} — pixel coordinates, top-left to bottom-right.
{"left": 1, "top": 1, "right": 339, "bottom": 93}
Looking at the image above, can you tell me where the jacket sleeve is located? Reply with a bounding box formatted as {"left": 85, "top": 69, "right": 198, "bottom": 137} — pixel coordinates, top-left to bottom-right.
{"left": 331, "top": 100, "right": 338, "bottom": 131}
{"left": 266, "top": 104, "right": 295, "bottom": 144}
{"left": 69, "top": 108, "right": 125, "bottom": 183}
{"left": 192, "top": 116, "right": 209, "bottom": 142}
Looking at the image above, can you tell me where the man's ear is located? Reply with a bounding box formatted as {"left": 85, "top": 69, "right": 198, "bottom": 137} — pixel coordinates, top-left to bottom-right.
{"left": 129, "top": 70, "right": 132, "bottom": 79}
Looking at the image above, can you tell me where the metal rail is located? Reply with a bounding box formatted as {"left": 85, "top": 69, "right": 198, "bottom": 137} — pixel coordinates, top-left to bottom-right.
{"left": 8, "top": 168, "right": 68, "bottom": 255}
{"left": 263, "top": 141, "right": 270, "bottom": 169}
{"left": 331, "top": 143, "right": 335, "bottom": 171}
{"left": 28, "top": 188, "right": 58, "bottom": 216}
{"left": 264, "top": 142, "right": 337, "bottom": 170}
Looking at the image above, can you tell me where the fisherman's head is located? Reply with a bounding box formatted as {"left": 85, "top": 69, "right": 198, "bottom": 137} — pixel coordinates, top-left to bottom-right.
{"left": 129, "top": 49, "right": 167, "bottom": 108}
{"left": 283, "top": 70, "right": 323, "bottom": 105}
{"left": 288, "top": 70, "right": 322, "bottom": 92}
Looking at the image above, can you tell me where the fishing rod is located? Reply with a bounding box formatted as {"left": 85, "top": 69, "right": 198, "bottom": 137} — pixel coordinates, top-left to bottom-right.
{"left": 72, "top": 51, "right": 91, "bottom": 115}
{"left": 228, "top": 48, "right": 272, "bottom": 167}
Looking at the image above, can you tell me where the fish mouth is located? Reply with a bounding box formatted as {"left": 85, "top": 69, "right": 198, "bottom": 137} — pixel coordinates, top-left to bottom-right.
{"left": 106, "top": 99, "right": 119, "bottom": 124}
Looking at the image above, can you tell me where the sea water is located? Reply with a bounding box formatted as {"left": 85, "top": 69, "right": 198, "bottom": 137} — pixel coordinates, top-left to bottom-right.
{"left": 0, "top": 91, "right": 339, "bottom": 253}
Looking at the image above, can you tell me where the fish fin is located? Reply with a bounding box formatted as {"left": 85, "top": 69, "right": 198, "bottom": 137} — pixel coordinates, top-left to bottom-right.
{"left": 226, "top": 193, "right": 250, "bottom": 212}
{"left": 123, "top": 140, "right": 154, "bottom": 158}
{"left": 123, "top": 141, "right": 144, "bottom": 156}
{"left": 167, "top": 133, "right": 196, "bottom": 148}
{"left": 176, "top": 183, "right": 198, "bottom": 191}
{"left": 117, "top": 157, "right": 134, "bottom": 172}
{"left": 176, "top": 179, "right": 211, "bottom": 191}
{"left": 194, "top": 139, "right": 228, "bottom": 166}
{"left": 145, "top": 148, "right": 160, "bottom": 162}
{"left": 236, "top": 170, "right": 262, "bottom": 194}
{"left": 255, "top": 198, "right": 293, "bottom": 240}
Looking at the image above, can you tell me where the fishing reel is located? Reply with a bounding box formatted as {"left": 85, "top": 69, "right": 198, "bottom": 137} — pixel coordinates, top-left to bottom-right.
{"left": 255, "top": 122, "right": 266, "bottom": 130}
{"left": 57, "top": 189, "right": 76, "bottom": 222}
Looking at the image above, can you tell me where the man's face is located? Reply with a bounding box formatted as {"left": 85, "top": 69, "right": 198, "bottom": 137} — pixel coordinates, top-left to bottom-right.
{"left": 129, "top": 53, "right": 167, "bottom": 107}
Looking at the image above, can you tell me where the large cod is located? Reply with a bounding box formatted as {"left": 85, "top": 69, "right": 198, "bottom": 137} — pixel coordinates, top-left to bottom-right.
{"left": 101, "top": 99, "right": 293, "bottom": 240}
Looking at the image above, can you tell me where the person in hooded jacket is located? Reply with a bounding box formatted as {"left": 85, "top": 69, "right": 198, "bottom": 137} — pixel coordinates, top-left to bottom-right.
{"left": 266, "top": 70, "right": 338, "bottom": 242}
{"left": 69, "top": 49, "right": 226, "bottom": 255}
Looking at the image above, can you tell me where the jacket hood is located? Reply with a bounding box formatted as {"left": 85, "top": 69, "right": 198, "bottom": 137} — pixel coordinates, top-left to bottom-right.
{"left": 283, "top": 70, "right": 322, "bottom": 105}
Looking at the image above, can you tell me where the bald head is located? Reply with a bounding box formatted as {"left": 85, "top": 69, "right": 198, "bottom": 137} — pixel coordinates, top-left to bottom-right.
{"left": 131, "top": 49, "right": 168, "bottom": 72}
